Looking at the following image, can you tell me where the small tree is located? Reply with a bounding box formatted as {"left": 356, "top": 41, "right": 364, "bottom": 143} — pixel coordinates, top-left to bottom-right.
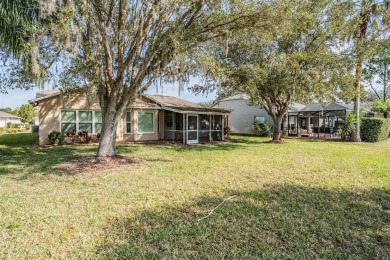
{"left": 15, "top": 104, "right": 36, "bottom": 123}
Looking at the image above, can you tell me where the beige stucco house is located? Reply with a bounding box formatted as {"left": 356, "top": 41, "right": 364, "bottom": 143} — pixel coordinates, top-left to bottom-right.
{"left": 29, "top": 89, "right": 230, "bottom": 145}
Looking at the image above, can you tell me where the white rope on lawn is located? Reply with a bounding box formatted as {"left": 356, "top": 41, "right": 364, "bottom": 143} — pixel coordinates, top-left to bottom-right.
{"left": 198, "top": 195, "right": 236, "bottom": 221}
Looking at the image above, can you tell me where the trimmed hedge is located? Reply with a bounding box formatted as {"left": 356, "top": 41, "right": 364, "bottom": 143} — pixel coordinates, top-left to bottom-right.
{"left": 5, "top": 128, "right": 24, "bottom": 134}
{"left": 361, "top": 118, "right": 390, "bottom": 142}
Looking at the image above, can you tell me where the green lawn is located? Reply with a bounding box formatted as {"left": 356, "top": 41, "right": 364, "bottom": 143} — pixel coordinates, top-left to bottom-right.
{"left": 0, "top": 135, "right": 389, "bottom": 258}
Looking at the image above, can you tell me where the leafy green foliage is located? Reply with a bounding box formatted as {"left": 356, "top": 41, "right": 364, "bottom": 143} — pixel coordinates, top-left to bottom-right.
{"left": 5, "top": 128, "right": 24, "bottom": 134}
{"left": 372, "top": 100, "right": 390, "bottom": 118}
{"left": 15, "top": 104, "right": 36, "bottom": 123}
{"left": 204, "top": 0, "right": 351, "bottom": 140}
{"left": 254, "top": 120, "right": 273, "bottom": 137}
{"left": 48, "top": 131, "right": 64, "bottom": 145}
{"left": 340, "top": 113, "right": 357, "bottom": 140}
{"left": 361, "top": 118, "right": 390, "bottom": 142}
{"left": 363, "top": 40, "right": 390, "bottom": 104}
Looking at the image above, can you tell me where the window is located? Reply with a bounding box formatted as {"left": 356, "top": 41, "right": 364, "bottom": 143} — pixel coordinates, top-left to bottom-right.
{"left": 78, "top": 110, "right": 92, "bottom": 133}
{"left": 255, "top": 116, "right": 265, "bottom": 123}
{"left": 61, "top": 110, "right": 102, "bottom": 134}
{"left": 61, "top": 110, "right": 76, "bottom": 134}
{"left": 94, "top": 111, "right": 102, "bottom": 133}
{"left": 126, "top": 112, "right": 132, "bottom": 133}
{"left": 138, "top": 112, "right": 154, "bottom": 133}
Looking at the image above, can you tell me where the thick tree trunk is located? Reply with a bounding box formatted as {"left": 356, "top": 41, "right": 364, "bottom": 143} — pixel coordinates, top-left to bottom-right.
{"left": 96, "top": 88, "right": 130, "bottom": 157}
{"left": 272, "top": 115, "right": 284, "bottom": 141}
{"left": 352, "top": 61, "right": 362, "bottom": 142}
{"left": 97, "top": 111, "right": 119, "bottom": 157}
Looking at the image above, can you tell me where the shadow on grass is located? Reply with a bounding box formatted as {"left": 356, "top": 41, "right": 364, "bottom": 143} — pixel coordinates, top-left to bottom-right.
{"left": 0, "top": 145, "right": 98, "bottom": 177}
{"left": 96, "top": 185, "right": 390, "bottom": 259}
{"left": 0, "top": 143, "right": 145, "bottom": 178}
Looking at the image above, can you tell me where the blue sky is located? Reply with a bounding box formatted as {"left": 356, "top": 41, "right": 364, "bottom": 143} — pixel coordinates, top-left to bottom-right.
{"left": 0, "top": 84, "right": 216, "bottom": 109}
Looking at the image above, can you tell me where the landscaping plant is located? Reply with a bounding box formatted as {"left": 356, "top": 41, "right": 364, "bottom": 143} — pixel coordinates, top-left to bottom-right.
{"left": 48, "top": 131, "right": 64, "bottom": 145}
{"left": 340, "top": 113, "right": 357, "bottom": 141}
{"left": 254, "top": 120, "right": 273, "bottom": 137}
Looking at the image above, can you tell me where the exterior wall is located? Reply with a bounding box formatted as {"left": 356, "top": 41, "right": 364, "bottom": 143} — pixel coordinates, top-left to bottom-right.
{"left": 121, "top": 109, "right": 160, "bottom": 142}
{"left": 38, "top": 91, "right": 101, "bottom": 145}
{"left": 37, "top": 91, "right": 161, "bottom": 145}
{"left": 0, "top": 117, "right": 22, "bottom": 127}
{"left": 214, "top": 99, "right": 273, "bottom": 134}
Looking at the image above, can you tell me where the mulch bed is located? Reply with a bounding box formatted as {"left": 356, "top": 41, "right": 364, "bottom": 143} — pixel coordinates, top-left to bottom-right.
{"left": 53, "top": 155, "right": 145, "bottom": 174}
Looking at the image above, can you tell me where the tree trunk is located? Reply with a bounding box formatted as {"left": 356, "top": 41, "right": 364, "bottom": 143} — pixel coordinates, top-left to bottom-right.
{"left": 272, "top": 115, "right": 284, "bottom": 141}
{"left": 96, "top": 90, "right": 130, "bottom": 157}
{"left": 352, "top": 61, "right": 362, "bottom": 142}
{"left": 97, "top": 110, "right": 119, "bottom": 157}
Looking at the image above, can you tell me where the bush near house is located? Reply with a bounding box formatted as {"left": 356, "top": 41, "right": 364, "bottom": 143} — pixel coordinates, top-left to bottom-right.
{"left": 48, "top": 131, "right": 64, "bottom": 145}
{"left": 5, "top": 128, "right": 24, "bottom": 134}
{"left": 0, "top": 127, "right": 3, "bottom": 134}
{"left": 361, "top": 118, "right": 390, "bottom": 142}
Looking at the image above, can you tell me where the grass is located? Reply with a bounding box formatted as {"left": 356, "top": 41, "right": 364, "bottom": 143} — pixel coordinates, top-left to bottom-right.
{"left": 0, "top": 133, "right": 39, "bottom": 146}
{"left": 0, "top": 135, "right": 389, "bottom": 258}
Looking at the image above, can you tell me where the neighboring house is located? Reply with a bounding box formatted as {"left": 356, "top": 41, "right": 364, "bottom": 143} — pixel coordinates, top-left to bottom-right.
{"left": 212, "top": 94, "right": 304, "bottom": 134}
{"left": 29, "top": 89, "right": 230, "bottom": 145}
{"left": 287, "top": 102, "right": 372, "bottom": 137}
{"left": 0, "top": 111, "right": 22, "bottom": 128}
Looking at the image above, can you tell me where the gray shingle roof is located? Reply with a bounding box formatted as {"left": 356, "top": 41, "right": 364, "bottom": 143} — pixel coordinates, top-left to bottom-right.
{"left": 146, "top": 95, "right": 201, "bottom": 108}
{"left": 300, "top": 103, "right": 355, "bottom": 112}
{"left": 0, "top": 111, "right": 20, "bottom": 119}
{"left": 163, "top": 106, "right": 231, "bottom": 114}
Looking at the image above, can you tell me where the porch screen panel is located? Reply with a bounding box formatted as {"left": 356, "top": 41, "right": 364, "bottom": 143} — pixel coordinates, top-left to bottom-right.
{"left": 166, "top": 111, "right": 173, "bottom": 127}
{"left": 213, "top": 115, "right": 222, "bottom": 130}
{"left": 199, "top": 115, "right": 210, "bottom": 142}
{"left": 200, "top": 115, "right": 210, "bottom": 130}
{"left": 199, "top": 131, "right": 210, "bottom": 142}
{"left": 211, "top": 131, "right": 223, "bottom": 141}
{"left": 175, "top": 113, "right": 183, "bottom": 130}
{"left": 138, "top": 112, "right": 154, "bottom": 133}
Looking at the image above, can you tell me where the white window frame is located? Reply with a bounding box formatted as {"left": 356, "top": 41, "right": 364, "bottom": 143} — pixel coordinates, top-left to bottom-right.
{"left": 125, "top": 111, "right": 132, "bottom": 134}
{"left": 137, "top": 111, "right": 154, "bottom": 134}
{"left": 60, "top": 110, "right": 102, "bottom": 134}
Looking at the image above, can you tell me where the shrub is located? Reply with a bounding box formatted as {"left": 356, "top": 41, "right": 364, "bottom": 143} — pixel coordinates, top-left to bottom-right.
{"left": 48, "top": 131, "right": 64, "bottom": 145}
{"left": 0, "top": 127, "right": 3, "bottom": 133}
{"left": 361, "top": 118, "right": 390, "bottom": 142}
{"left": 339, "top": 113, "right": 357, "bottom": 141}
{"left": 224, "top": 126, "right": 231, "bottom": 136}
{"left": 254, "top": 120, "right": 273, "bottom": 137}
{"left": 12, "top": 123, "right": 23, "bottom": 129}
{"left": 24, "top": 123, "right": 31, "bottom": 130}
{"left": 5, "top": 128, "right": 24, "bottom": 134}
{"left": 6, "top": 122, "right": 12, "bottom": 128}
{"left": 77, "top": 131, "right": 92, "bottom": 143}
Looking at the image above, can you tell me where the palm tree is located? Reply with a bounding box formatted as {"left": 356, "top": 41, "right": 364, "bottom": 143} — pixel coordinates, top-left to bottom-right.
{"left": 351, "top": 0, "right": 389, "bottom": 141}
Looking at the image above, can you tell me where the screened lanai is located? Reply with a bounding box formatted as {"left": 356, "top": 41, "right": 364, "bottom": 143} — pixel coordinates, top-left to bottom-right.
{"left": 161, "top": 106, "right": 230, "bottom": 144}
{"left": 287, "top": 103, "right": 362, "bottom": 138}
